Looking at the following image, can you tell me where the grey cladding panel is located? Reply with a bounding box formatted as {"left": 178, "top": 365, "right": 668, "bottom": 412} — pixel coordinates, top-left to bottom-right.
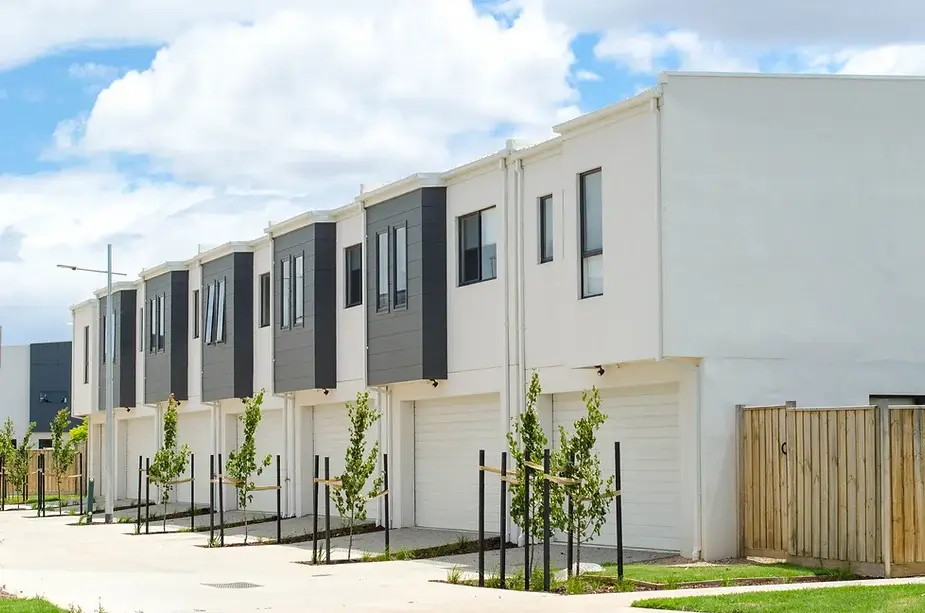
{"left": 143, "top": 270, "right": 190, "bottom": 403}
{"left": 29, "top": 341, "right": 75, "bottom": 431}
{"left": 97, "top": 290, "right": 137, "bottom": 410}
{"left": 365, "top": 187, "right": 447, "bottom": 386}
{"left": 273, "top": 222, "right": 337, "bottom": 393}
{"left": 201, "top": 252, "right": 253, "bottom": 402}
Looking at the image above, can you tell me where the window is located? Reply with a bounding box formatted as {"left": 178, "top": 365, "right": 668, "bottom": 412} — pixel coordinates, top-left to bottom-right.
{"left": 39, "top": 391, "right": 67, "bottom": 404}
{"left": 101, "top": 315, "right": 107, "bottom": 364}
{"left": 280, "top": 257, "right": 291, "bottom": 328}
{"left": 393, "top": 225, "right": 407, "bottom": 308}
{"left": 38, "top": 438, "right": 52, "bottom": 450}
{"left": 157, "top": 293, "right": 166, "bottom": 351}
{"left": 344, "top": 244, "right": 363, "bottom": 308}
{"left": 259, "top": 273, "right": 271, "bottom": 327}
{"left": 215, "top": 279, "right": 226, "bottom": 342}
{"left": 83, "top": 325, "right": 89, "bottom": 384}
{"left": 148, "top": 298, "right": 157, "bottom": 352}
{"left": 293, "top": 254, "right": 304, "bottom": 326}
{"left": 139, "top": 307, "right": 144, "bottom": 352}
{"left": 458, "top": 207, "right": 498, "bottom": 285}
{"left": 204, "top": 282, "right": 216, "bottom": 344}
{"left": 376, "top": 231, "right": 389, "bottom": 311}
{"left": 539, "top": 194, "right": 554, "bottom": 263}
{"left": 192, "top": 289, "right": 200, "bottom": 339}
{"left": 579, "top": 169, "right": 603, "bottom": 298}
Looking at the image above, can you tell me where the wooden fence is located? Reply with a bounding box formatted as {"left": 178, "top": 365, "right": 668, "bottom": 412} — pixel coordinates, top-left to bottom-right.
{"left": 6, "top": 448, "right": 86, "bottom": 500}
{"left": 738, "top": 401, "right": 925, "bottom": 577}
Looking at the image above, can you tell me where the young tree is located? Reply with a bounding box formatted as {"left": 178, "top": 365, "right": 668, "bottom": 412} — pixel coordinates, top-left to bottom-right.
{"left": 225, "top": 389, "right": 271, "bottom": 543}
{"left": 0, "top": 418, "right": 14, "bottom": 503}
{"left": 506, "top": 370, "right": 559, "bottom": 563}
{"left": 331, "top": 391, "right": 382, "bottom": 560}
{"left": 147, "top": 394, "right": 191, "bottom": 531}
{"left": 50, "top": 408, "right": 78, "bottom": 514}
{"left": 68, "top": 417, "right": 89, "bottom": 447}
{"left": 553, "top": 386, "right": 616, "bottom": 574}
{"left": 5, "top": 420, "right": 36, "bottom": 503}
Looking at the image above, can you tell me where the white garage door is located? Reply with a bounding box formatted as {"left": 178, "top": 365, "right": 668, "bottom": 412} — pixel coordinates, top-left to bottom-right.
{"left": 250, "top": 408, "right": 283, "bottom": 513}
{"left": 312, "top": 403, "right": 377, "bottom": 520}
{"left": 176, "top": 411, "right": 212, "bottom": 504}
{"left": 122, "top": 417, "right": 154, "bottom": 501}
{"left": 414, "top": 394, "right": 501, "bottom": 531}
{"left": 552, "top": 383, "right": 680, "bottom": 552}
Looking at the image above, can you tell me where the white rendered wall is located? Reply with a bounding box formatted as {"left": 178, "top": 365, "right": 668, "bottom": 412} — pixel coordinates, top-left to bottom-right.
{"left": 187, "top": 263, "right": 203, "bottom": 405}
{"left": 0, "top": 345, "right": 30, "bottom": 436}
{"left": 71, "top": 301, "right": 98, "bottom": 417}
{"left": 335, "top": 211, "right": 366, "bottom": 397}
{"left": 135, "top": 280, "right": 146, "bottom": 406}
{"left": 252, "top": 239, "right": 275, "bottom": 398}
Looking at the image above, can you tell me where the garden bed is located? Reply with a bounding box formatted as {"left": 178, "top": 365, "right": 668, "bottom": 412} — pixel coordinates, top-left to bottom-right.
{"left": 207, "top": 521, "right": 380, "bottom": 548}
{"left": 299, "top": 535, "right": 510, "bottom": 565}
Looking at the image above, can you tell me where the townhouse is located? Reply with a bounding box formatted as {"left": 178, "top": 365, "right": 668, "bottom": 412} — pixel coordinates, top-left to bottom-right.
{"left": 70, "top": 72, "right": 925, "bottom": 560}
{"left": 0, "top": 340, "right": 73, "bottom": 447}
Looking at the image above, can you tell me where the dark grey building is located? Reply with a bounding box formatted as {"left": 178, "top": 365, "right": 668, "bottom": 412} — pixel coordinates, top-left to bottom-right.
{"left": 365, "top": 187, "right": 448, "bottom": 386}
{"left": 98, "top": 288, "right": 137, "bottom": 409}
{"left": 29, "top": 341, "right": 75, "bottom": 431}
{"left": 272, "top": 222, "right": 337, "bottom": 393}
{"left": 201, "top": 249, "right": 254, "bottom": 402}
{"left": 143, "top": 266, "right": 189, "bottom": 403}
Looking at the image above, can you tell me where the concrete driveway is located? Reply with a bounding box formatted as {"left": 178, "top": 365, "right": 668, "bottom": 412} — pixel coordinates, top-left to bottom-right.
{"left": 0, "top": 509, "right": 665, "bottom": 613}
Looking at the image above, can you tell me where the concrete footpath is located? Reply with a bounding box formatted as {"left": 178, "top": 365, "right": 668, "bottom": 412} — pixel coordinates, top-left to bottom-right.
{"left": 1, "top": 510, "right": 922, "bottom": 613}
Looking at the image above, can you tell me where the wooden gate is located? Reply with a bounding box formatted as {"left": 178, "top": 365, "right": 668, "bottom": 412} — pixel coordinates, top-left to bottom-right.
{"left": 738, "top": 403, "right": 791, "bottom": 558}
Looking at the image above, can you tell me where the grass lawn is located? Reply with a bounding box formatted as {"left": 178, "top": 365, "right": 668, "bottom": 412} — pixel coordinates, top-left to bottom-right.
{"left": 0, "top": 596, "right": 68, "bottom": 612}
{"left": 633, "top": 584, "right": 925, "bottom": 612}
{"left": 600, "top": 561, "right": 844, "bottom": 585}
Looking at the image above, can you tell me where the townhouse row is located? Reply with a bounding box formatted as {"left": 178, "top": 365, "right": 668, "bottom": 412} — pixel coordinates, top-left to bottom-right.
{"left": 70, "top": 72, "right": 925, "bottom": 560}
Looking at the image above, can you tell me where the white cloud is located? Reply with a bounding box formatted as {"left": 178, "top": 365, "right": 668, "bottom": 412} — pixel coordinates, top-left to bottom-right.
{"left": 0, "top": 169, "right": 310, "bottom": 313}
{"left": 55, "top": 2, "right": 576, "bottom": 191}
{"left": 595, "top": 29, "right": 754, "bottom": 73}
{"left": 575, "top": 69, "right": 602, "bottom": 82}
{"left": 68, "top": 62, "right": 120, "bottom": 81}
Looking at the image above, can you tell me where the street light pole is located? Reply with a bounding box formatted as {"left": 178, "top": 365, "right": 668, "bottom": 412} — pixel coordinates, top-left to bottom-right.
{"left": 58, "top": 246, "right": 127, "bottom": 525}
{"left": 105, "top": 244, "right": 115, "bottom": 523}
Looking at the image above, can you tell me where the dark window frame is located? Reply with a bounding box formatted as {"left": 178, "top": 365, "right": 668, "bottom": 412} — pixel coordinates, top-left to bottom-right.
{"left": 204, "top": 282, "right": 216, "bottom": 344}
{"left": 579, "top": 168, "right": 603, "bottom": 299}
{"left": 148, "top": 298, "right": 157, "bottom": 353}
{"left": 344, "top": 244, "right": 363, "bottom": 309}
{"left": 539, "top": 194, "right": 554, "bottom": 264}
{"left": 138, "top": 307, "right": 144, "bottom": 353}
{"left": 192, "top": 289, "right": 200, "bottom": 339}
{"left": 157, "top": 293, "right": 166, "bottom": 351}
{"left": 280, "top": 256, "right": 292, "bottom": 329}
{"left": 458, "top": 207, "right": 498, "bottom": 286}
{"left": 293, "top": 254, "right": 304, "bottom": 326}
{"left": 83, "top": 325, "right": 89, "bottom": 384}
{"left": 376, "top": 230, "right": 389, "bottom": 313}
{"left": 392, "top": 224, "right": 408, "bottom": 310}
{"left": 259, "top": 273, "right": 271, "bottom": 327}
{"left": 101, "top": 315, "right": 107, "bottom": 364}
{"left": 215, "top": 278, "right": 227, "bottom": 343}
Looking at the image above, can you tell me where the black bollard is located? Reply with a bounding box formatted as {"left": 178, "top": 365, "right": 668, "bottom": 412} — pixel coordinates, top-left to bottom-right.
{"left": 79, "top": 453, "right": 85, "bottom": 516}
{"left": 478, "top": 449, "right": 485, "bottom": 587}
{"left": 383, "top": 453, "right": 390, "bottom": 556}
{"left": 209, "top": 454, "right": 215, "bottom": 544}
{"left": 145, "top": 457, "right": 151, "bottom": 534}
{"left": 499, "top": 451, "right": 507, "bottom": 589}
{"left": 615, "top": 442, "right": 624, "bottom": 580}
{"left": 324, "top": 457, "right": 331, "bottom": 564}
{"left": 567, "top": 452, "right": 574, "bottom": 578}
{"left": 276, "top": 455, "right": 282, "bottom": 544}
{"left": 136, "top": 456, "right": 143, "bottom": 532}
{"left": 190, "top": 454, "right": 195, "bottom": 531}
{"left": 524, "top": 452, "right": 531, "bottom": 591}
{"left": 218, "top": 453, "right": 224, "bottom": 547}
{"left": 312, "top": 455, "right": 319, "bottom": 564}
{"left": 543, "top": 449, "right": 551, "bottom": 592}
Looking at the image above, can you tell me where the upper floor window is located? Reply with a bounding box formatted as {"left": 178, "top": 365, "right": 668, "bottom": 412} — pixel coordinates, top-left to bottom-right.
{"left": 192, "top": 289, "right": 200, "bottom": 339}
{"left": 149, "top": 298, "right": 157, "bottom": 351}
{"left": 293, "top": 254, "right": 304, "bottom": 326}
{"left": 539, "top": 194, "right": 554, "bottom": 264}
{"left": 393, "top": 225, "right": 407, "bottom": 308}
{"left": 259, "top": 273, "right": 271, "bottom": 327}
{"left": 344, "top": 244, "right": 363, "bottom": 308}
{"left": 215, "top": 278, "right": 227, "bottom": 343}
{"left": 280, "top": 257, "right": 291, "bottom": 328}
{"left": 376, "top": 230, "right": 389, "bottom": 312}
{"left": 138, "top": 307, "right": 144, "bottom": 353}
{"left": 458, "top": 207, "right": 498, "bottom": 285}
{"left": 579, "top": 169, "right": 603, "bottom": 298}
{"left": 38, "top": 438, "right": 52, "bottom": 450}
{"left": 101, "top": 315, "right": 107, "bottom": 364}
{"left": 158, "top": 293, "right": 166, "bottom": 350}
{"left": 83, "top": 325, "right": 89, "bottom": 384}
{"left": 204, "top": 282, "right": 216, "bottom": 344}
{"left": 39, "top": 391, "right": 68, "bottom": 404}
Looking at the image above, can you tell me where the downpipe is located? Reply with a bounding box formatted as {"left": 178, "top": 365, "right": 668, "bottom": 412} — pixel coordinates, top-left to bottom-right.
{"left": 499, "top": 153, "right": 513, "bottom": 543}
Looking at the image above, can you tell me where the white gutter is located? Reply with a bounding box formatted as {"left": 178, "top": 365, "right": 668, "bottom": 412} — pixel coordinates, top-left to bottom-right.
{"left": 499, "top": 152, "right": 513, "bottom": 544}
{"left": 516, "top": 158, "right": 527, "bottom": 422}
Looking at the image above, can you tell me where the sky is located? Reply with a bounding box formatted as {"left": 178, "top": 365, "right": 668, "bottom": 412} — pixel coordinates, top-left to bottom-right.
{"left": 0, "top": 0, "right": 922, "bottom": 345}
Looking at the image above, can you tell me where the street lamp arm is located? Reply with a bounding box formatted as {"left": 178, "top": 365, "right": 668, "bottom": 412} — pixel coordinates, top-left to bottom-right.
{"left": 56, "top": 264, "right": 128, "bottom": 276}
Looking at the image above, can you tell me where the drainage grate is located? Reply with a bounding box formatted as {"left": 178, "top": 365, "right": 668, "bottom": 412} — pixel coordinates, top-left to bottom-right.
{"left": 202, "top": 581, "right": 262, "bottom": 590}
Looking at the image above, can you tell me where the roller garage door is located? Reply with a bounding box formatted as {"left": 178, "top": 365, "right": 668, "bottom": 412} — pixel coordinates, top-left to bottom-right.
{"left": 175, "top": 410, "right": 212, "bottom": 504}
{"left": 552, "top": 383, "right": 680, "bottom": 552}
{"left": 312, "top": 403, "right": 376, "bottom": 519}
{"left": 250, "top": 408, "right": 283, "bottom": 513}
{"left": 122, "top": 417, "right": 154, "bottom": 501}
{"left": 414, "top": 394, "right": 501, "bottom": 531}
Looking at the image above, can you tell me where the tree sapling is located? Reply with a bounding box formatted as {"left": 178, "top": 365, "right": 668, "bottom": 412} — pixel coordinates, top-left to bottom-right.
{"left": 50, "top": 408, "right": 78, "bottom": 514}
{"left": 147, "top": 394, "right": 191, "bottom": 531}
{"left": 224, "top": 389, "right": 271, "bottom": 543}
